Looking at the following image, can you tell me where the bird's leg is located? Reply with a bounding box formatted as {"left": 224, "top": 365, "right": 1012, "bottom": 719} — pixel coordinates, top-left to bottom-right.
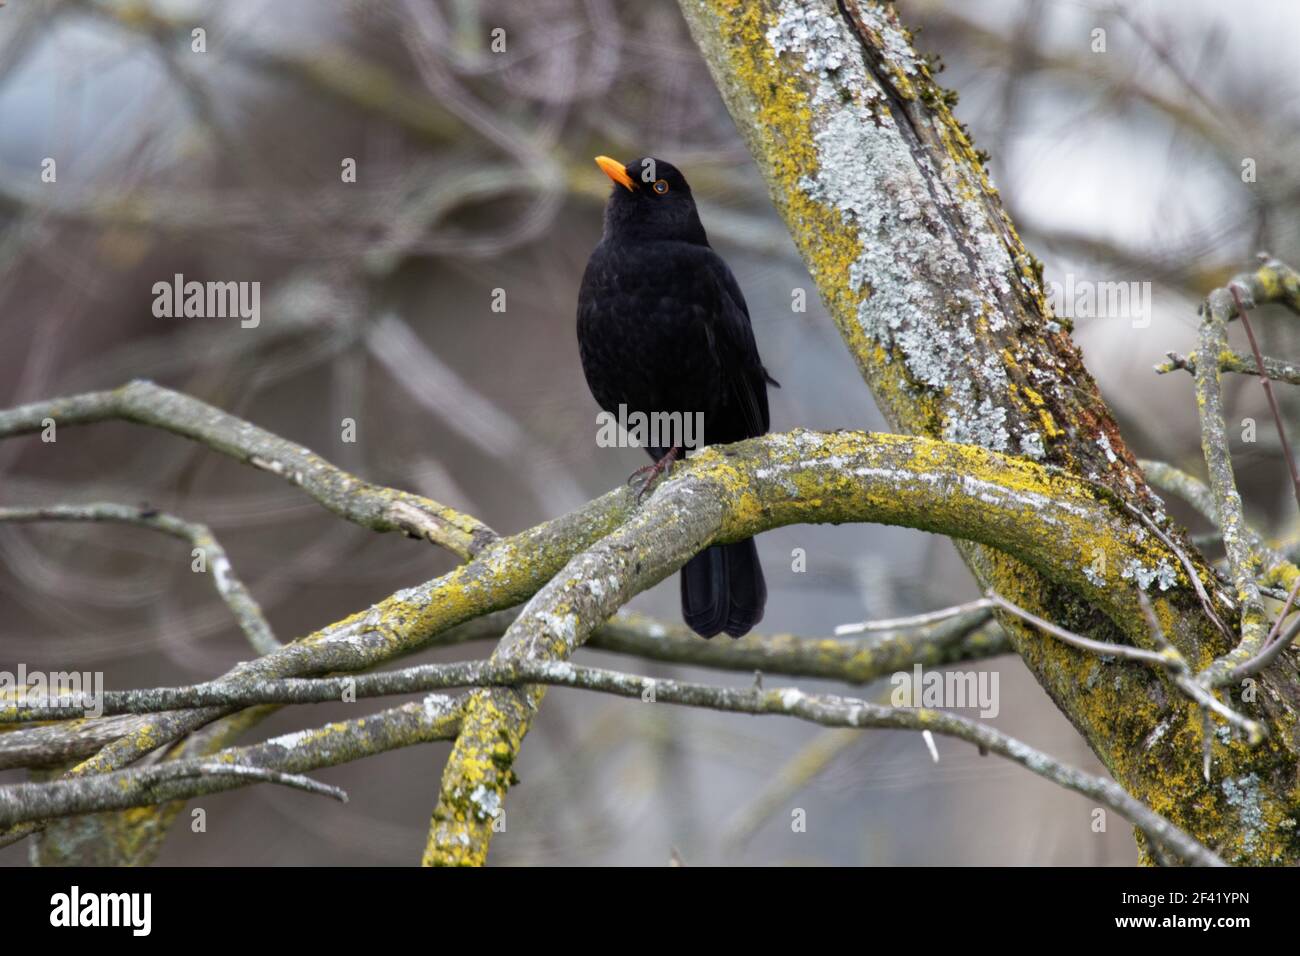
{"left": 628, "top": 446, "right": 680, "bottom": 501}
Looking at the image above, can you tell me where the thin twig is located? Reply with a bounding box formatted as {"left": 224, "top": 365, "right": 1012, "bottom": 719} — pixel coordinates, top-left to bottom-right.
{"left": 833, "top": 597, "right": 994, "bottom": 635}
{"left": 1157, "top": 349, "right": 1300, "bottom": 385}
{"left": 0, "top": 503, "right": 279, "bottom": 656}
{"left": 189, "top": 763, "right": 348, "bottom": 802}
{"left": 1119, "top": 499, "right": 1233, "bottom": 640}
{"left": 993, "top": 589, "right": 1263, "bottom": 743}
{"left": 986, "top": 590, "right": 1173, "bottom": 667}
{"left": 1229, "top": 283, "right": 1300, "bottom": 514}
{"left": 1140, "top": 458, "right": 1296, "bottom": 586}
{"left": 1136, "top": 592, "right": 1264, "bottom": 744}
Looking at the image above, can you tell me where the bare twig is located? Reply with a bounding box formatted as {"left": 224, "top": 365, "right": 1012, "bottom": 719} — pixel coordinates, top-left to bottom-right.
{"left": 1140, "top": 458, "right": 1296, "bottom": 586}
{"left": 1229, "top": 282, "right": 1300, "bottom": 515}
{"left": 986, "top": 590, "right": 1172, "bottom": 667}
{"left": 188, "top": 763, "right": 348, "bottom": 803}
{"left": 1179, "top": 260, "right": 1300, "bottom": 685}
{"left": 991, "top": 589, "right": 1263, "bottom": 743}
{"left": 833, "top": 597, "right": 994, "bottom": 635}
{"left": 0, "top": 503, "right": 279, "bottom": 656}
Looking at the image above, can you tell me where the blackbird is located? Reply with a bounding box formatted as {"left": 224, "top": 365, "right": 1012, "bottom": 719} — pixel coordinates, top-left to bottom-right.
{"left": 577, "top": 155, "right": 778, "bottom": 638}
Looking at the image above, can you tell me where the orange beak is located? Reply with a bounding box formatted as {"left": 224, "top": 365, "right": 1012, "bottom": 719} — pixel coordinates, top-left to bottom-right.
{"left": 595, "top": 155, "right": 635, "bottom": 192}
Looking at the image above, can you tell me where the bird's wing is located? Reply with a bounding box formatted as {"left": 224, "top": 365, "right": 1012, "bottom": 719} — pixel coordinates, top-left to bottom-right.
{"left": 703, "top": 250, "right": 771, "bottom": 436}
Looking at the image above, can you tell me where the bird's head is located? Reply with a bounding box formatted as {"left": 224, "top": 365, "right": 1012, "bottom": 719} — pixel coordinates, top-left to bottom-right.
{"left": 594, "top": 155, "right": 708, "bottom": 245}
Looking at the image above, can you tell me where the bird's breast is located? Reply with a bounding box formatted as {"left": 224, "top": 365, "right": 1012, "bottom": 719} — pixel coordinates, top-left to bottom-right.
{"left": 577, "top": 241, "right": 724, "bottom": 421}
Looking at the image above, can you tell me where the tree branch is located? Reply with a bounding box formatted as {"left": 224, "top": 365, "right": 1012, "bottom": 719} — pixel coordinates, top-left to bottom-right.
{"left": 0, "top": 696, "right": 461, "bottom": 828}
{"left": 1157, "top": 350, "right": 1300, "bottom": 386}
{"left": 0, "top": 660, "right": 1224, "bottom": 866}
{"left": 0, "top": 379, "right": 496, "bottom": 560}
{"left": 0, "top": 610, "right": 1008, "bottom": 721}
{"left": 0, "top": 502, "right": 279, "bottom": 656}
{"left": 419, "top": 427, "right": 1243, "bottom": 863}
{"left": 0, "top": 420, "right": 1261, "bottom": 858}
{"left": 1190, "top": 262, "right": 1299, "bottom": 685}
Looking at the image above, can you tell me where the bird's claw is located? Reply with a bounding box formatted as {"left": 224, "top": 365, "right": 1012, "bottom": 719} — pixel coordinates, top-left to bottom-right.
{"left": 628, "top": 449, "right": 679, "bottom": 502}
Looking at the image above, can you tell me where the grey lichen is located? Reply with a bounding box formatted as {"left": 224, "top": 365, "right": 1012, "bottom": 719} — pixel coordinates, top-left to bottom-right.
{"left": 468, "top": 784, "right": 502, "bottom": 822}
{"left": 1220, "top": 773, "right": 1264, "bottom": 853}
{"left": 873, "top": 13, "right": 921, "bottom": 76}
{"left": 765, "top": 5, "right": 850, "bottom": 75}
{"left": 944, "top": 397, "right": 1010, "bottom": 452}
{"left": 767, "top": 0, "right": 1024, "bottom": 454}
{"left": 1082, "top": 560, "right": 1106, "bottom": 588}
{"left": 1019, "top": 431, "right": 1045, "bottom": 460}
{"left": 1120, "top": 557, "right": 1177, "bottom": 591}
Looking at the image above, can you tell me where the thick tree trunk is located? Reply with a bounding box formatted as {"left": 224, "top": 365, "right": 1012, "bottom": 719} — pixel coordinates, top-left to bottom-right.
{"left": 677, "top": 0, "right": 1300, "bottom": 863}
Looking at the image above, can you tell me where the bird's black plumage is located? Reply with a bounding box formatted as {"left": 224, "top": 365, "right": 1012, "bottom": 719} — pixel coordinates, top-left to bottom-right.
{"left": 577, "top": 156, "right": 777, "bottom": 638}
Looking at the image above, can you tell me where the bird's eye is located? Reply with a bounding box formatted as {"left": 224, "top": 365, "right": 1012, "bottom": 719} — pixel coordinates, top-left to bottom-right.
{"left": 652, "top": 179, "right": 669, "bottom": 194}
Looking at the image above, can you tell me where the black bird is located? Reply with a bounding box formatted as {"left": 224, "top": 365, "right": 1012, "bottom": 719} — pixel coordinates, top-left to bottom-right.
{"left": 577, "top": 155, "right": 778, "bottom": 639}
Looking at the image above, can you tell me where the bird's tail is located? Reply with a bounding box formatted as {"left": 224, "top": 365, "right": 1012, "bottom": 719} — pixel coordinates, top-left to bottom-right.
{"left": 680, "top": 538, "right": 766, "bottom": 638}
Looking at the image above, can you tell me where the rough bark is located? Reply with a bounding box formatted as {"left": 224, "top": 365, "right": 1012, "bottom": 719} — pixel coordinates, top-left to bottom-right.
{"left": 676, "top": 0, "right": 1300, "bottom": 863}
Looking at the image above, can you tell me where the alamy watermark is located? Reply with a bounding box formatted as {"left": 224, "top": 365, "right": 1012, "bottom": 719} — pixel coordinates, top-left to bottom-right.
{"left": 1046, "top": 275, "right": 1151, "bottom": 328}
{"left": 50, "top": 886, "right": 151, "bottom": 936}
{"left": 596, "top": 404, "right": 704, "bottom": 450}
{"left": 152, "top": 273, "right": 261, "bottom": 328}
{"left": 890, "top": 663, "right": 999, "bottom": 719}
{"left": 0, "top": 665, "right": 104, "bottom": 718}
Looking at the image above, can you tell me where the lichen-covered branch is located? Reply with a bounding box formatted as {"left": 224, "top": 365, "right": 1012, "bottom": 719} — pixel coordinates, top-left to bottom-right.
{"left": 0, "top": 603, "right": 1007, "bottom": 855}
{"left": 0, "top": 696, "right": 461, "bottom": 828}
{"left": 1158, "top": 350, "right": 1300, "bottom": 386}
{"left": 25, "top": 706, "right": 280, "bottom": 866}
{"left": 0, "top": 714, "right": 169, "bottom": 772}
{"left": 0, "top": 609, "right": 1006, "bottom": 721}
{"left": 418, "top": 426, "right": 1253, "bottom": 864}
{"left": 1229, "top": 279, "right": 1300, "bottom": 516}
{"left": 0, "top": 658, "right": 1222, "bottom": 865}
{"left": 593, "top": 607, "right": 1007, "bottom": 683}
{"left": 1188, "top": 263, "right": 1300, "bottom": 686}
{"left": 422, "top": 452, "right": 731, "bottom": 865}
{"left": 4, "top": 421, "right": 1287, "bottom": 860}
{"left": 992, "top": 589, "right": 1262, "bottom": 744}
{"left": 490, "top": 665, "right": 1218, "bottom": 866}
{"left": 0, "top": 379, "right": 496, "bottom": 560}
{"left": 386, "top": 662, "right": 1230, "bottom": 866}
{"left": 0, "top": 478, "right": 640, "bottom": 858}
{"left": 413, "top": 603, "right": 1010, "bottom": 682}
{"left": 48, "top": 482, "right": 636, "bottom": 776}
